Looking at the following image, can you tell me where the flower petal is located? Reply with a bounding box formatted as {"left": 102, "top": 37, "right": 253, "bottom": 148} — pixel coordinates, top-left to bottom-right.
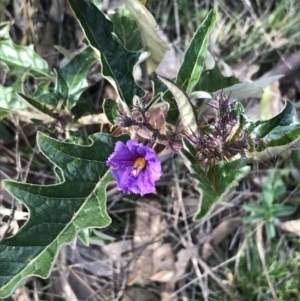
{"left": 106, "top": 141, "right": 136, "bottom": 168}
{"left": 107, "top": 139, "right": 162, "bottom": 195}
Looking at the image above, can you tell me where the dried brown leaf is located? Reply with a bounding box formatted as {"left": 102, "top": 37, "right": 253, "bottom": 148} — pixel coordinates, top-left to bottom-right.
{"left": 201, "top": 217, "right": 242, "bottom": 259}
{"left": 128, "top": 201, "right": 175, "bottom": 285}
{"left": 68, "top": 269, "right": 102, "bottom": 301}
{"left": 276, "top": 219, "right": 300, "bottom": 236}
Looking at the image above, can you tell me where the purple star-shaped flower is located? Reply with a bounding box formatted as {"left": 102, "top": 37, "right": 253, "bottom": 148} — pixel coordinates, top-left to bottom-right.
{"left": 106, "top": 140, "right": 162, "bottom": 195}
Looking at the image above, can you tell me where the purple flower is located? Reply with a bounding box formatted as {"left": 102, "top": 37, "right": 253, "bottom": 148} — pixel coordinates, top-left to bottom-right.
{"left": 106, "top": 140, "right": 162, "bottom": 195}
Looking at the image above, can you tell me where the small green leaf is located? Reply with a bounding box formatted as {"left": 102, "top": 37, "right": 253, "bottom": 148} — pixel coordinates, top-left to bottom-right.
{"left": 291, "top": 149, "right": 300, "bottom": 169}
{"left": 164, "top": 10, "right": 216, "bottom": 123}
{"left": 0, "top": 40, "right": 52, "bottom": 79}
{"left": 58, "top": 47, "right": 97, "bottom": 110}
{"left": 245, "top": 101, "right": 299, "bottom": 139}
{"left": 243, "top": 213, "right": 265, "bottom": 224}
{"left": 146, "top": 79, "right": 168, "bottom": 108}
{"left": 0, "top": 85, "right": 27, "bottom": 110}
{"left": 272, "top": 205, "right": 296, "bottom": 217}
{"left": 260, "top": 84, "right": 276, "bottom": 120}
{"left": 245, "top": 127, "right": 300, "bottom": 162}
{"left": 0, "top": 132, "right": 129, "bottom": 297}
{"left": 0, "top": 22, "right": 10, "bottom": 39}
{"left": 243, "top": 204, "right": 266, "bottom": 214}
{"left": 78, "top": 228, "right": 90, "bottom": 246}
{"left": 32, "top": 81, "right": 51, "bottom": 98}
{"left": 159, "top": 76, "right": 197, "bottom": 135}
{"left": 181, "top": 138, "right": 198, "bottom": 166}
{"left": 190, "top": 91, "right": 212, "bottom": 99}
{"left": 109, "top": 7, "right": 143, "bottom": 52}
{"left": 190, "top": 158, "right": 250, "bottom": 220}
{"left": 262, "top": 180, "right": 274, "bottom": 207}
{"left": 0, "top": 67, "right": 30, "bottom": 113}
{"left": 17, "top": 93, "right": 55, "bottom": 119}
{"left": 67, "top": 0, "right": 146, "bottom": 106}
{"left": 266, "top": 221, "right": 276, "bottom": 238}
{"left": 227, "top": 114, "right": 245, "bottom": 143}
{"left": 216, "top": 75, "right": 283, "bottom": 99}
{"left": 196, "top": 64, "right": 239, "bottom": 93}
{"left": 123, "top": 0, "right": 169, "bottom": 74}
{"left": 176, "top": 10, "right": 216, "bottom": 96}
{"left": 182, "top": 138, "right": 197, "bottom": 158}
{"left": 103, "top": 98, "right": 118, "bottom": 125}
{"left": 31, "top": 47, "right": 97, "bottom": 109}
{"left": 0, "top": 109, "right": 8, "bottom": 120}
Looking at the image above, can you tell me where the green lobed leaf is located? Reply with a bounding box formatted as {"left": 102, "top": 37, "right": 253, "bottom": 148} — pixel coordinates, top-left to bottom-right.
{"left": 245, "top": 127, "right": 300, "bottom": 161}
{"left": 0, "top": 40, "right": 52, "bottom": 79}
{"left": 189, "top": 157, "right": 250, "bottom": 220}
{"left": 0, "top": 67, "right": 31, "bottom": 114}
{"left": 67, "top": 0, "right": 146, "bottom": 106}
{"left": 78, "top": 228, "right": 90, "bottom": 246}
{"left": 244, "top": 101, "right": 300, "bottom": 139}
{"left": 32, "top": 47, "right": 97, "bottom": 109}
{"left": 58, "top": 47, "right": 97, "bottom": 110}
{"left": 243, "top": 101, "right": 300, "bottom": 162}
{"left": 103, "top": 98, "right": 118, "bottom": 125}
{"left": 195, "top": 63, "right": 239, "bottom": 93}
{"left": 0, "top": 85, "right": 27, "bottom": 111}
{"left": 216, "top": 75, "right": 283, "bottom": 99}
{"left": 123, "top": 0, "right": 169, "bottom": 74}
{"left": 175, "top": 10, "right": 216, "bottom": 95}
{"left": 0, "top": 132, "right": 129, "bottom": 297}
{"left": 17, "top": 93, "right": 55, "bottom": 119}
{"left": 158, "top": 76, "right": 197, "bottom": 135}
{"left": 164, "top": 10, "right": 216, "bottom": 123}
{"left": 109, "top": 7, "right": 143, "bottom": 52}
{"left": 32, "top": 81, "right": 51, "bottom": 98}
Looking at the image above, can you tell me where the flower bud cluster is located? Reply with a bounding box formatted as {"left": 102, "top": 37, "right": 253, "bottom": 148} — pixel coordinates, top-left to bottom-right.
{"left": 186, "top": 93, "right": 249, "bottom": 163}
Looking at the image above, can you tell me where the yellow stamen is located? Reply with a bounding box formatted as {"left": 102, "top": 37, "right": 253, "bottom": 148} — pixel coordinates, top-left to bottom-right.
{"left": 133, "top": 157, "right": 146, "bottom": 170}
{"left": 132, "top": 157, "right": 147, "bottom": 177}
